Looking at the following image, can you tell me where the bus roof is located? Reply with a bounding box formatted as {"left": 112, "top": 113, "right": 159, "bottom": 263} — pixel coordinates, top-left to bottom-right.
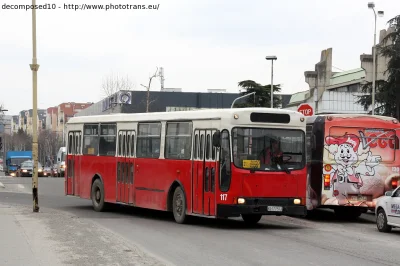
{"left": 306, "top": 113, "right": 397, "bottom": 123}
{"left": 67, "top": 108, "right": 304, "bottom": 125}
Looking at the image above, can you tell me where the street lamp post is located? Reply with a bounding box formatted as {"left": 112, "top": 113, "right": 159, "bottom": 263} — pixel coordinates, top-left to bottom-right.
{"left": 265, "top": 56, "right": 277, "bottom": 108}
{"left": 30, "top": 0, "right": 40, "bottom": 212}
{"left": 368, "top": 2, "right": 384, "bottom": 115}
{"left": 231, "top": 91, "right": 256, "bottom": 108}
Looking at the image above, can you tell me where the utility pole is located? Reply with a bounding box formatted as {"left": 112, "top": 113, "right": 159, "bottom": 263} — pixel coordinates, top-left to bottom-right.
{"left": 30, "top": 0, "right": 39, "bottom": 212}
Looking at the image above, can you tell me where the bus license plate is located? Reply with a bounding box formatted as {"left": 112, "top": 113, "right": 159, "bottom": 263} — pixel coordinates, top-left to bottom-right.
{"left": 268, "top": 206, "right": 283, "bottom": 212}
{"left": 350, "top": 195, "right": 368, "bottom": 201}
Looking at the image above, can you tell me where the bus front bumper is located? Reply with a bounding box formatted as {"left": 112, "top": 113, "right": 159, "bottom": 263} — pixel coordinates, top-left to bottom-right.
{"left": 216, "top": 198, "right": 307, "bottom": 218}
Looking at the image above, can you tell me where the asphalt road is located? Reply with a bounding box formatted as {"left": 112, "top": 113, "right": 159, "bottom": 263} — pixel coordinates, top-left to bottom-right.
{"left": 1, "top": 173, "right": 400, "bottom": 266}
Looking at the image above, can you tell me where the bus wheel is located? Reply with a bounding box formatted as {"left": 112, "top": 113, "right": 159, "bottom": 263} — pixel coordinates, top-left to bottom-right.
{"left": 91, "top": 179, "right": 106, "bottom": 212}
{"left": 172, "top": 186, "right": 187, "bottom": 224}
{"left": 241, "top": 214, "right": 262, "bottom": 225}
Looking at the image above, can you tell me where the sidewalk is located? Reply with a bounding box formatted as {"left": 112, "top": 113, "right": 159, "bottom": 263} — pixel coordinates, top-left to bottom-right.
{"left": 0, "top": 203, "right": 164, "bottom": 266}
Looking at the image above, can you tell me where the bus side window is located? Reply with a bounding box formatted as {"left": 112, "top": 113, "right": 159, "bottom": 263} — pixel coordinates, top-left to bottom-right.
{"left": 83, "top": 124, "right": 99, "bottom": 156}
{"left": 194, "top": 133, "right": 199, "bottom": 159}
{"left": 220, "top": 130, "right": 231, "bottom": 192}
{"left": 200, "top": 134, "right": 204, "bottom": 160}
{"left": 118, "top": 133, "right": 122, "bottom": 156}
{"left": 131, "top": 132, "right": 135, "bottom": 157}
{"left": 137, "top": 123, "right": 161, "bottom": 158}
{"left": 206, "top": 133, "right": 211, "bottom": 160}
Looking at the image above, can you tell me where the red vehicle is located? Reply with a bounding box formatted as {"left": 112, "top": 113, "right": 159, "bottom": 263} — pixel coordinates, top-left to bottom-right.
{"left": 306, "top": 114, "right": 400, "bottom": 219}
{"left": 65, "top": 108, "right": 307, "bottom": 224}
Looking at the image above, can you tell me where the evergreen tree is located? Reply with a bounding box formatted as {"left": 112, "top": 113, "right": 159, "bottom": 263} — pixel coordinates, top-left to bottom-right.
{"left": 235, "top": 80, "right": 282, "bottom": 108}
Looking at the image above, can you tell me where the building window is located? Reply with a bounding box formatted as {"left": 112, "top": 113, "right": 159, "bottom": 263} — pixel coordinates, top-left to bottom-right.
{"left": 99, "top": 124, "right": 117, "bottom": 156}
{"left": 165, "top": 122, "right": 192, "bottom": 160}
{"left": 83, "top": 124, "right": 99, "bottom": 155}
{"left": 136, "top": 123, "right": 161, "bottom": 158}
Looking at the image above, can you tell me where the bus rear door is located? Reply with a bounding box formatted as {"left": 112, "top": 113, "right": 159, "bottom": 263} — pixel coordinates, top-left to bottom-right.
{"left": 117, "top": 130, "right": 135, "bottom": 204}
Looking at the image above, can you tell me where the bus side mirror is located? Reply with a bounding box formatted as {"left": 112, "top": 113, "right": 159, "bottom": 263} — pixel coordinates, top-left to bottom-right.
{"left": 212, "top": 131, "right": 221, "bottom": 147}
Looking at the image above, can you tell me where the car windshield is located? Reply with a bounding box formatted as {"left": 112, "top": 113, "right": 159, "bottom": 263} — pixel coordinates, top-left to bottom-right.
{"left": 21, "top": 161, "right": 33, "bottom": 168}
{"left": 21, "top": 161, "right": 42, "bottom": 168}
{"left": 232, "top": 127, "right": 305, "bottom": 171}
{"left": 61, "top": 152, "right": 66, "bottom": 162}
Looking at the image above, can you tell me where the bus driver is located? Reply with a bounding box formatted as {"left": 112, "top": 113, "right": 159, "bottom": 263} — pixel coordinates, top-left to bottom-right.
{"left": 260, "top": 139, "right": 283, "bottom": 165}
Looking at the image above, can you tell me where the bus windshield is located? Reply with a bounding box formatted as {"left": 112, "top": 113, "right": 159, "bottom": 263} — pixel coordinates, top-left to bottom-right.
{"left": 232, "top": 127, "right": 305, "bottom": 172}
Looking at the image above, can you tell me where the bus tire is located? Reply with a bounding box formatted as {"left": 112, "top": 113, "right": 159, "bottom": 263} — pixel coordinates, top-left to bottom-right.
{"left": 241, "top": 214, "right": 262, "bottom": 225}
{"left": 172, "top": 186, "right": 187, "bottom": 224}
{"left": 91, "top": 179, "right": 106, "bottom": 212}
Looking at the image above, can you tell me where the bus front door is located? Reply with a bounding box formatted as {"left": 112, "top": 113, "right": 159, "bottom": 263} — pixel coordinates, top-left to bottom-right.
{"left": 192, "top": 129, "right": 217, "bottom": 216}
{"left": 203, "top": 129, "right": 217, "bottom": 216}
{"left": 66, "top": 132, "right": 74, "bottom": 195}
{"left": 66, "top": 132, "right": 79, "bottom": 196}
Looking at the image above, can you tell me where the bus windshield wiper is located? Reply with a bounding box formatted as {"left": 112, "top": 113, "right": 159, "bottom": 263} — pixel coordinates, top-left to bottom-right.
{"left": 278, "top": 163, "right": 291, "bottom": 174}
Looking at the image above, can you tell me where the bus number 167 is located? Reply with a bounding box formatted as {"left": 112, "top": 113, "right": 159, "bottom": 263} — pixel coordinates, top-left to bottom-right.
{"left": 220, "top": 194, "right": 227, "bottom": 201}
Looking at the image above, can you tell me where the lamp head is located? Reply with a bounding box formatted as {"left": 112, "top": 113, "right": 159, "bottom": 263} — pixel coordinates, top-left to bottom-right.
{"left": 265, "top": 56, "right": 277, "bottom": 60}
{"left": 368, "top": 2, "right": 375, "bottom": 8}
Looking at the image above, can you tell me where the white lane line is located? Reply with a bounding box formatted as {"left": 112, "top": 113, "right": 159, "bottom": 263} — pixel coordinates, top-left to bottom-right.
{"left": 0, "top": 182, "right": 5, "bottom": 188}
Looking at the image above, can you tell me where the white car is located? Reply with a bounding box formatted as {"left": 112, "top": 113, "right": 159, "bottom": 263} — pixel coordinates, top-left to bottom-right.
{"left": 375, "top": 186, "right": 400, "bottom": 232}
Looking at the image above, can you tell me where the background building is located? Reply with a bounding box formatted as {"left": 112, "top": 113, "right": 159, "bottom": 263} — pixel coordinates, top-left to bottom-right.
{"left": 285, "top": 27, "right": 394, "bottom": 115}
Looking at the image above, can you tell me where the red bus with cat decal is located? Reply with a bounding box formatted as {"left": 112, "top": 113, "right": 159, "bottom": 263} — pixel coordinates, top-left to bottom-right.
{"left": 306, "top": 114, "right": 400, "bottom": 219}
{"left": 65, "top": 108, "right": 308, "bottom": 224}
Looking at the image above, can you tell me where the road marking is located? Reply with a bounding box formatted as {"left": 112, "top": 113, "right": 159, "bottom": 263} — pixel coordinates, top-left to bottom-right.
{"left": 17, "top": 184, "right": 25, "bottom": 189}
{"left": 0, "top": 182, "right": 4, "bottom": 188}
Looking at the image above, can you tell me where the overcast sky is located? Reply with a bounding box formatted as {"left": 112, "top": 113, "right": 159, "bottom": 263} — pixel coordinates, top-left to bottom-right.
{"left": 1, "top": 0, "right": 399, "bottom": 115}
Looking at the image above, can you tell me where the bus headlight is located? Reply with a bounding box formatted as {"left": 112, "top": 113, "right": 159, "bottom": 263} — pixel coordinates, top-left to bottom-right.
{"left": 238, "top": 198, "right": 246, "bottom": 204}
{"left": 293, "top": 198, "right": 301, "bottom": 205}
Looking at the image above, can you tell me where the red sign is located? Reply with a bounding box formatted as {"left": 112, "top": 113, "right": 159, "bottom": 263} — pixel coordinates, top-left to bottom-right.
{"left": 297, "top": 103, "right": 313, "bottom": 116}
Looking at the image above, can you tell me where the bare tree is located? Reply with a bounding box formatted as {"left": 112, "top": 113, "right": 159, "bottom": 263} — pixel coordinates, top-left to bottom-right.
{"left": 102, "top": 73, "right": 135, "bottom": 97}
{"left": 0, "top": 103, "right": 5, "bottom": 125}
{"left": 140, "top": 67, "right": 160, "bottom": 112}
{"left": 38, "top": 129, "right": 60, "bottom": 165}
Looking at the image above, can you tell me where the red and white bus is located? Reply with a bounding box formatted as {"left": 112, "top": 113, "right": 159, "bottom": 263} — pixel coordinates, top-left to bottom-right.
{"left": 65, "top": 108, "right": 308, "bottom": 224}
{"left": 306, "top": 114, "right": 400, "bottom": 219}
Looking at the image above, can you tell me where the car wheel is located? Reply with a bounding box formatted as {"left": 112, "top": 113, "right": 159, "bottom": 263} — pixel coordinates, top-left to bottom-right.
{"left": 376, "top": 209, "right": 392, "bottom": 233}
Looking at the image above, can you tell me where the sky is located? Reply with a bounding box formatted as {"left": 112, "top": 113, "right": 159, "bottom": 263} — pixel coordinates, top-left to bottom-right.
{"left": 1, "top": 0, "right": 399, "bottom": 115}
